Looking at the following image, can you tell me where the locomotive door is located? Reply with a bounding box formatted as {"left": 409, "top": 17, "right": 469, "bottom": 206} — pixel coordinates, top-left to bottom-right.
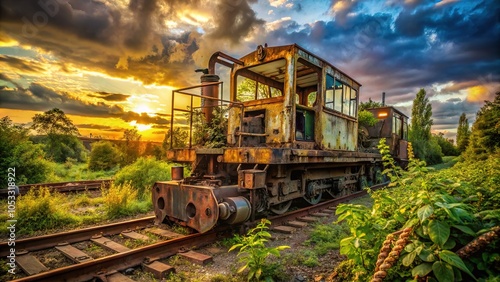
{"left": 294, "top": 58, "right": 320, "bottom": 145}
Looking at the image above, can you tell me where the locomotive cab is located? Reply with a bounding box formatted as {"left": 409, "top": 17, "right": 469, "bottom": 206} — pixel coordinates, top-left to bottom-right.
{"left": 153, "top": 44, "right": 384, "bottom": 233}
{"left": 363, "top": 107, "right": 409, "bottom": 164}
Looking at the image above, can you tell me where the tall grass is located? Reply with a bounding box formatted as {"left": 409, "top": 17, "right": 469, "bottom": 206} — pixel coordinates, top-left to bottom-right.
{"left": 16, "top": 187, "right": 80, "bottom": 234}
{"left": 102, "top": 182, "right": 152, "bottom": 219}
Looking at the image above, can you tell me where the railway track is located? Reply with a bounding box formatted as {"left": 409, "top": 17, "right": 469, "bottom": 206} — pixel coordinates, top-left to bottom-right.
{"left": 0, "top": 179, "right": 112, "bottom": 197}
{"left": 6, "top": 183, "right": 387, "bottom": 282}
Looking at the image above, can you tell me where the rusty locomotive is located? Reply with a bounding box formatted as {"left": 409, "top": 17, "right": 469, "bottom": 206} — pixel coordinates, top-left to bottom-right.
{"left": 152, "top": 44, "right": 409, "bottom": 233}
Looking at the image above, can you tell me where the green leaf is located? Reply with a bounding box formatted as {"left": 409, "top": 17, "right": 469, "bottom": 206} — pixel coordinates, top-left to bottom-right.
{"left": 237, "top": 264, "right": 247, "bottom": 273}
{"left": 402, "top": 251, "right": 417, "bottom": 266}
{"left": 452, "top": 225, "right": 476, "bottom": 236}
{"left": 418, "top": 248, "right": 436, "bottom": 262}
{"left": 418, "top": 205, "right": 434, "bottom": 223}
{"left": 432, "top": 261, "right": 454, "bottom": 282}
{"left": 428, "top": 220, "right": 450, "bottom": 247}
{"left": 443, "top": 238, "right": 456, "bottom": 250}
{"left": 412, "top": 262, "right": 433, "bottom": 277}
{"left": 439, "top": 250, "right": 477, "bottom": 281}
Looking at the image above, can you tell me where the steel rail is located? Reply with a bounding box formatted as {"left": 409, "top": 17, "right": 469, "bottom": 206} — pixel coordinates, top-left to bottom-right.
{"left": 268, "top": 182, "right": 388, "bottom": 228}
{"left": 0, "top": 216, "right": 155, "bottom": 257}
{"left": 11, "top": 230, "right": 220, "bottom": 282}
{"left": 0, "top": 179, "right": 112, "bottom": 197}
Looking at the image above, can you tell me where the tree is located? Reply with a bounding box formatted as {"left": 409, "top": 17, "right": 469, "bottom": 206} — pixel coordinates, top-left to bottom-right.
{"left": 408, "top": 89, "right": 442, "bottom": 164}
{"left": 433, "top": 132, "right": 459, "bottom": 156}
{"left": 359, "top": 98, "right": 383, "bottom": 110}
{"left": 88, "top": 141, "right": 121, "bottom": 171}
{"left": 120, "top": 128, "right": 141, "bottom": 165}
{"left": 31, "top": 108, "right": 79, "bottom": 136}
{"left": 0, "top": 117, "right": 53, "bottom": 186}
{"left": 456, "top": 113, "right": 470, "bottom": 153}
{"left": 162, "top": 127, "right": 188, "bottom": 149}
{"left": 465, "top": 91, "right": 500, "bottom": 157}
{"left": 31, "top": 108, "right": 87, "bottom": 162}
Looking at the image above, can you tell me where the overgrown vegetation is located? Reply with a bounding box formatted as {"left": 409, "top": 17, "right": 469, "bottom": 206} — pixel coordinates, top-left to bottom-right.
{"left": 114, "top": 157, "right": 173, "bottom": 199}
{"left": 0, "top": 116, "right": 56, "bottom": 186}
{"left": 88, "top": 141, "right": 122, "bottom": 171}
{"left": 102, "top": 182, "right": 151, "bottom": 219}
{"left": 333, "top": 139, "right": 500, "bottom": 281}
{"left": 229, "top": 219, "right": 290, "bottom": 281}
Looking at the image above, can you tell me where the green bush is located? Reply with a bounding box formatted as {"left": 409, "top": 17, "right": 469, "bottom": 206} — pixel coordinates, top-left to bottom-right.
{"left": 0, "top": 117, "right": 55, "bottom": 186}
{"left": 37, "top": 134, "right": 88, "bottom": 163}
{"left": 88, "top": 141, "right": 122, "bottom": 171}
{"left": 114, "top": 157, "right": 173, "bottom": 199}
{"left": 9, "top": 141, "right": 55, "bottom": 185}
{"left": 16, "top": 187, "right": 80, "bottom": 234}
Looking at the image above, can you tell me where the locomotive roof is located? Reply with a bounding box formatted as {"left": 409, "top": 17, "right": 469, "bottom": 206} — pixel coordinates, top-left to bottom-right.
{"left": 238, "top": 43, "right": 362, "bottom": 87}
{"left": 367, "top": 106, "right": 409, "bottom": 118}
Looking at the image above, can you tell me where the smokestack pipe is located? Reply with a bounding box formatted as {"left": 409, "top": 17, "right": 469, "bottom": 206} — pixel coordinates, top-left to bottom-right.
{"left": 382, "top": 92, "right": 386, "bottom": 106}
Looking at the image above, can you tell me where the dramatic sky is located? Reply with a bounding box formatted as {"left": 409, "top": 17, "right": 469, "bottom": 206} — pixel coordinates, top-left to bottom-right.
{"left": 0, "top": 0, "right": 499, "bottom": 141}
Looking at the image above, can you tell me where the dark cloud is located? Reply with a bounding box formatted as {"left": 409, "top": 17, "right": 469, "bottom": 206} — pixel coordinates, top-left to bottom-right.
{"left": 208, "top": 0, "right": 265, "bottom": 43}
{"left": 120, "top": 111, "right": 169, "bottom": 125}
{"left": 0, "top": 0, "right": 264, "bottom": 87}
{"left": 0, "top": 73, "right": 25, "bottom": 90}
{"left": 0, "top": 55, "right": 45, "bottom": 73}
{"left": 76, "top": 124, "right": 123, "bottom": 132}
{"left": 89, "top": 91, "right": 129, "bottom": 102}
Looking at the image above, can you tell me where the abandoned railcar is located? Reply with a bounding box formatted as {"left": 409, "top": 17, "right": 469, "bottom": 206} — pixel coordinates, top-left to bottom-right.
{"left": 153, "top": 44, "right": 394, "bottom": 233}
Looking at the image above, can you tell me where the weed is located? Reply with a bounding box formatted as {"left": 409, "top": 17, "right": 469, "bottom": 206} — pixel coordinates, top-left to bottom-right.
{"left": 229, "top": 218, "right": 290, "bottom": 281}
{"left": 102, "top": 182, "right": 151, "bottom": 219}
{"left": 305, "top": 222, "right": 349, "bottom": 255}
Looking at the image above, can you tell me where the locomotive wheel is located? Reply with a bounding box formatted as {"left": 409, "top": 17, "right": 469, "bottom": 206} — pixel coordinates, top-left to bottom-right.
{"left": 304, "top": 191, "right": 322, "bottom": 205}
{"left": 270, "top": 200, "right": 292, "bottom": 214}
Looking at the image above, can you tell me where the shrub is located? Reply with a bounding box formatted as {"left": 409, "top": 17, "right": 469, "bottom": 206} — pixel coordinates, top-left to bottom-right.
{"left": 88, "top": 141, "right": 121, "bottom": 171}
{"left": 102, "top": 182, "right": 151, "bottom": 218}
{"left": 16, "top": 187, "right": 80, "bottom": 234}
{"left": 10, "top": 141, "right": 55, "bottom": 185}
{"left": 114, "top": 157, "right": 172, "bottom": 199}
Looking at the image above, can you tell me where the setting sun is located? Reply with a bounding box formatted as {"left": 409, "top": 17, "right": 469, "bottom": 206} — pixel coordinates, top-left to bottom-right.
{"left": 129, "top": 120, "right": 152, "bottom": 131}
{"left": 133, "top": 104, "right": 155, "bottom": 115}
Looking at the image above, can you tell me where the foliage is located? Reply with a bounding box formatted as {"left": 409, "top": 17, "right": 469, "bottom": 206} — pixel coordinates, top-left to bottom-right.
{"left": 359, "top": 98, "right": 383, "bottom": 111}
{"left": 114, "top": 157, "right": 172, "bottom": 199}
{"left": 465, "top": 91, "right": 500, "bottom": 158}
{"left": 229, "top": 219, "right": 290, "bottom": 281}
{"left": 163, "top": 127, "right": 189, "bottom": 149}
{"left": 102, "top": 182, "right": 151, "bottom": 219}
{"left": 30, "top": 108, "right": 87, "bottom": 163}
{"left": 39, "top": 134, "right": 88, "bottom": 163}
{"left": 16, "top": 187, "right": 80, "bottom": 234}
{"left": 433, "top": 132, "right": 459, "bottom": 156}
{"left": 334, "top": 139, "right": 500, "bottom": 281}
{"left": 88, "top": 141, "right": 122, "bottom": 171}
{"left": 120, "top": 128, "right": 141, "bottom": 165}
{"left": 0, "top": 117, "right": 56, "bottom": 186}
{"left": 305, "top": 222, "right": 350, "bottom": 256}
{"left": 456, "top": 113, "right": 471, "bottom": 153}
{"left": 192, "top": 107, "right": 228, "bottom": 148}
{"left": 358, "top": 110, "right": 379, "bottom": 127}
{"left": 408, "top": 88, "right": 443, "bottom": 165}
{"left": 31, "top": 108, "right": 79, "bottom": 136}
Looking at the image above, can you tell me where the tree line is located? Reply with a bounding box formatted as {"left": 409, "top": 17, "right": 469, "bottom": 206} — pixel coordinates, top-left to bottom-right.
{"left": 0, "top": 108, "right": 164, "bottom": 187}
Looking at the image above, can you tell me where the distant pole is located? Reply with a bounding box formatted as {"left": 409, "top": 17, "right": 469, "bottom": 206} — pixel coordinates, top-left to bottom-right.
{"left": 382, "top": 92, "right": 386, "bottom": 106}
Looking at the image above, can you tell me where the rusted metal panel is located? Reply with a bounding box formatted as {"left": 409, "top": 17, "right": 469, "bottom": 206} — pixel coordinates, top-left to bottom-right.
{"left": 153, "top": 181, "right": 219, "bottom": 233}
{"left": 319, "top": 112, "right": 358, "bottom": 151}
{"left": 239, "top": 169, "right": 266, "bottom": 189}
{"left": 166, "top": 149, "right": 196, "bottom": 162}
{"left": 223, "top": 147, "right": 378, "bottom": 164}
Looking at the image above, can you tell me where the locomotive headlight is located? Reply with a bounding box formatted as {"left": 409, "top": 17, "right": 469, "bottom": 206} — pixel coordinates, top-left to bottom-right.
{"left": 378, "top": 112, "right": 388, "bottom": 117}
